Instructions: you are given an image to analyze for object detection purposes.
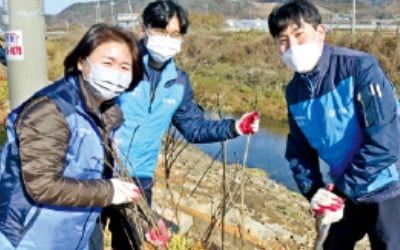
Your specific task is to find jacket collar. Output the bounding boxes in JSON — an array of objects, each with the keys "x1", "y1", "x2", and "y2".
[
  {"x1": 66, "y1": 75, "x2": 123, "y2": 131},
  {"x1": 313, "y1": 43, "x2": 331, "y2": 78},
  {"x1": 293, "y1": 43, "x2": 331, "y2": 91},
  {"x1": 294, "y1": 43, "x2": 331, "y2": 77}
]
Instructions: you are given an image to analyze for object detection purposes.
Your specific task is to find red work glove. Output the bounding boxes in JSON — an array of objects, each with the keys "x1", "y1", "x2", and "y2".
[
  {"x1": 235, "y1": 112, "x2": 260, "y2": 135},
  {"x1": 310, "y1": 184, "x2": 344, "y2": 225},
  {"x1": 145, "y1": 219, "x2": 170, "y2": 249}
]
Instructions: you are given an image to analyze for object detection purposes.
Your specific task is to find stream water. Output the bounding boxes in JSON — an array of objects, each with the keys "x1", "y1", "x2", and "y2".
[
  {"x1": 195, "y1": 118, "x2": 300, "y2": 191},
  {"x1": 194, "y1": 115, "x2": 335, "y2": 192}
]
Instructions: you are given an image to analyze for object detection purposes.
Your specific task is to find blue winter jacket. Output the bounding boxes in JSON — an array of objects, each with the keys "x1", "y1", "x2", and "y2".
[
  {"x1": 285, "y1": 43, "x2": 400, "y2": 203},
  {"x1": 0, "y1": 77, "x2": 108, "y2": 249},
  {"x1": 115, "y1": 53, "x2": 238, "y2": 178}
]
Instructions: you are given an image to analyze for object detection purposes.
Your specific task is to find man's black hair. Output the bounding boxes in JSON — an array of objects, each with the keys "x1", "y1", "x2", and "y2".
[
  {"x1": 268, "y1": 0, "x2": 321, "y2": 38},
  {"x1": 142, "y1": 0, "x2": 189, "y2": 34}
]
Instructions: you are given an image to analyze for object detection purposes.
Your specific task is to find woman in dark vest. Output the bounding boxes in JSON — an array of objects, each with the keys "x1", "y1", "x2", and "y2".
[{"x1": 0, "y1": 23, "x2": 143, "y2": 250}]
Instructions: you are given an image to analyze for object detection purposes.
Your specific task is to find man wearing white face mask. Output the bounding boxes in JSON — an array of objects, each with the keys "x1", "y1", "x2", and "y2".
[
  {"x1": 99, "y1": 0, "x2": 260, "y2": 249},
  {"x1": 268, "y1": 1, "x2": 400, "y2": 249}
]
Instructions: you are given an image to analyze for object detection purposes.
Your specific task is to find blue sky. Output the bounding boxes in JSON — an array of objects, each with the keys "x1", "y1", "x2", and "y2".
[{"x1": 0, "y1": 1, "x2": 90, "y2": 15}]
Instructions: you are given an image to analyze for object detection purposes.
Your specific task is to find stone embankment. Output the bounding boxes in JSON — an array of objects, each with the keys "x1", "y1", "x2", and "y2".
[
  {"x1": 152, "y1": 144, "x2": 369, "y2": 250},
  {"x1": 0, "y1": 140, "x2": 369, "y2": 249}
]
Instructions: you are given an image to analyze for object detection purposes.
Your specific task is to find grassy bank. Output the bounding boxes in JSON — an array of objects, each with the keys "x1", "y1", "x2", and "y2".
[
  {"x1": 176, "y1": 29, "x2": 290, "y2": 121},
  {"x1": 29, "y1": 18, "x2": 400, "y2": 123},
  {"x1": 175, "y1": 21, "x2": 400, "y2": 122},
  {"x1": 0, "y1": 15, "x2": 399, "y2": 139},
  {"x1": 0, "y1": 69, "x2": 8, "y2": 143}
]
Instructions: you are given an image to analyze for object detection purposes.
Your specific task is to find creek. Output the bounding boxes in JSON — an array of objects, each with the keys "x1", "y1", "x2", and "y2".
[
  {"x1": 194, "y1": 118, "x2": 300, "y2": 191},
  {"x1": 195, "y1": 116, "x2": 333, "y2": 192}
]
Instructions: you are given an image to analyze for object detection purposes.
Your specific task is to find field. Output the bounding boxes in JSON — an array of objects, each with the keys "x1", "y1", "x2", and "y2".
[
  {"x1": 177, "y1": 15, "x2": 400, "y2": 122},
  {"x1": 0, "y1": 14, "x2": 399, "y2": 141},
  {"x1": 0, "y1": 14, "x2": 397, "y2": 249}
]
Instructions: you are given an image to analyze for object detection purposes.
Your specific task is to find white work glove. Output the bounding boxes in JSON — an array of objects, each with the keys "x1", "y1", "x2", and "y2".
[
  {"x1": 310, "y1": 186, "x2": 344, "y2": 225},
  {"x1": 235, "y1": 112, "x2": 260, "y2": 135},
  {"x1": 110, "y1": 178, "x2": 141, "y2": 205}
]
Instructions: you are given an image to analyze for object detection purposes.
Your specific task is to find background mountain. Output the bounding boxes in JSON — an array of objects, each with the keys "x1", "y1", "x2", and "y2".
[
  {"x1": 45, "y1": 0, "x2": 400, "y2": 29},
  {"x1": 261, "y1": 0, "x2": 395, "y2": 5}
]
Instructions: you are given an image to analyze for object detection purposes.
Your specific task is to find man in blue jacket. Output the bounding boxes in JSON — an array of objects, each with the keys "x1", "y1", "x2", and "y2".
[
  {"x1": 268, "y1": 1, "x2": 400, "y2": 249},
  {"x1": 102, "y1": 1, "x2": 260, "y2": 249}
]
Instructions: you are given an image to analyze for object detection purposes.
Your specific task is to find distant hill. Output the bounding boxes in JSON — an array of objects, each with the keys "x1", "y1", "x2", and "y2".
[
  {"x1": 46, "y1": 0, "x2": 263, "y2": 28},
  {"x1": 259, "y1": 0, "x2": 395, "y2": 5},
  {"x1": 45, "y1": 0, "x2": 399, "y2": 29}
]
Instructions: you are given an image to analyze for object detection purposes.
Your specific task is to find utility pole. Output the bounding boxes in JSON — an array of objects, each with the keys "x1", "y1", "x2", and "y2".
[
  {"x1": 6, "y1": 0, "x2": 47, "y2": 109},
  {"x1": 352, "y1": 0, "x2": 356, "y2": 34},
  {"x1": 110, "y1": 0, "x2": 115, "y2": 25},
  {"x1": 1, "y1": 0, "x2": 8, "y2": 27},
  {"x1": 248, "y1": 0, "x2": 251, "y2": 19},
  {"x1": 96, "y1": 0, "x2": 101, "y2": 23},
  {"x1": 127, "y1": 0, "x2": 133, "y2": 14}
]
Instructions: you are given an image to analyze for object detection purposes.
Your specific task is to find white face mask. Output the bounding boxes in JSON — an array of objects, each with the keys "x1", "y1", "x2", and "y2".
[
  {"x1": 83, "y1": 59, "x2": 132, "y2": 101},
  {"x1": 281, "y1": 42, "x2": 323, "y2": 73},
  {"x1": 145, "y1": 34, "x2": 182, "y2": 64}
]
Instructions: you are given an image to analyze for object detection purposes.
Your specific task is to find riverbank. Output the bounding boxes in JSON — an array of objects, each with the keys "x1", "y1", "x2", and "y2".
[
  {"x1": 0, "y1": 135, "x2": 371, "y2": 249},
  {"x1": 1, "y1": 27, "x2": 398, "y2": 125},
  {"x1": 175, "y1": 29, "x2": 400, "y2": 122},
  {"x1": 152, "y1": 143, "x2": 370, "y2": 249}
]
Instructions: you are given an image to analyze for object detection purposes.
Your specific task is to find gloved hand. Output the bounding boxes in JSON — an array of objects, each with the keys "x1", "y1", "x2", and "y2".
[
  {"x1": 310, "y1": 185, "x2": 344, "y2": 225},
  {"x1": 110, "y1": 178, "x2": 141, "y2": 205},
  {"x1": 235, "y1": 112, "x2": 260, "y2": 135},
  {"x1": 145, "y1": 219, "x2": 170, "y2": 249}
]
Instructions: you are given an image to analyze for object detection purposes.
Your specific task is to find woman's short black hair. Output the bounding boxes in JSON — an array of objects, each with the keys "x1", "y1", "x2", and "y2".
[
  {"x1": 268, "y1": 0, "x2": 321, "y2": 38},
  {"x1": 142, "y1": 0, "x2": 189, "y2": 34},
  {"x1": 64, "y1": 23, "x2": 143, "y2": 90}
]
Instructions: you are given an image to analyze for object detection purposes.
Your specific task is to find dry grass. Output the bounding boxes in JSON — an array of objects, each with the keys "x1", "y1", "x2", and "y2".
[
  {"x1": 326, "y1": 30, "x2": 400, "y2": 87},
  {"x1": 176, "y1": 29, "x2": 290, "y2": 120},
  {"x1": 0, "y1": 79, "x2": 8, "y2": 143},
  {"x1": 175, "y1": 24, "x2": 400, "y2": 121},
  {"x1": 47, "y1": 28, "x2": 86, "y2": 81},
  {"x1": 0, "y1": 17, "x2": 399, "y2": 141}
]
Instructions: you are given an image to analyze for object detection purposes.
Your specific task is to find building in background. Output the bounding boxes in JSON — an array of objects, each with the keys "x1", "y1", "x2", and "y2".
[{"x1": 116, "y1": 12, "x2": 140, "y2": 29}]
